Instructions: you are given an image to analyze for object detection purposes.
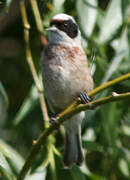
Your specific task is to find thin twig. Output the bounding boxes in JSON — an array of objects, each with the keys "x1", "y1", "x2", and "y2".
[
  {"x1": 30, "y1": 0, "x2": 47, "y2": 46},
  {"x1": 17, "y1": 90, "x2": 130, "y2": 179},
  {"x1": 20, "y1": 1, "x2": 49, "y2": 123},
  {"x1": 30, "y1": 0, "x2": 43, "y2": 33},
  {"x1": 89, "y1": 73, "x2": 130, "y2": 97}
]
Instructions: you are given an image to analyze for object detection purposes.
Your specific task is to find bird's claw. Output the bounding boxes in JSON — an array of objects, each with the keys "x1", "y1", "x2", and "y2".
[
  {"x1": 49, "y1": 116, "x2": 57, "y2": 124},
  {"x1": 79, "y1": 92, "x2": 91, "y2": 104}
]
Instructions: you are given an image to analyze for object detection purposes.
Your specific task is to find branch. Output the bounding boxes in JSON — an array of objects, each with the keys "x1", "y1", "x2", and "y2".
[
  {"x1": 17, "y1": 90, "x2": 130, "y2": 179},
  {"x1": 58, "y1": 73, "x2": 130, "y2": 119},
  {"x1": 20, "y1": 1, "x2": 49, "y2": 124}
]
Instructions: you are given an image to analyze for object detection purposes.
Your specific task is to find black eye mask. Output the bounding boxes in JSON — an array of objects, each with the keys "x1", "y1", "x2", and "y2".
[{"x1": 50, "y1": 19, "x2": 78, "y2": 39}]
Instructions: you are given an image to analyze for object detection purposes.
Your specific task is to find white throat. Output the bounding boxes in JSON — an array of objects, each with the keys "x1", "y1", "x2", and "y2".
[{"x1": 48, "y1": 27, "x2": 82, "y2": 47}]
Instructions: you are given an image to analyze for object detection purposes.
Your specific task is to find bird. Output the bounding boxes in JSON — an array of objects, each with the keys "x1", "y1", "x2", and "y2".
[{"x1": 41, "y1": 13, "x2": 93, "y2": 167}]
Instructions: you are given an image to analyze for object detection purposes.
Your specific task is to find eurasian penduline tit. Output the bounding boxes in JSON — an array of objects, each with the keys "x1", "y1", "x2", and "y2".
[{"x1": 41, "y1": 13, "x2": 93, "y2": 167}]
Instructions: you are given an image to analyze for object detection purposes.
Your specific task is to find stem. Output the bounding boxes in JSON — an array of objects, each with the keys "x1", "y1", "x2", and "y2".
[
  {"x1": 17, "y1": 91, "x2": 130, "y2": 180},
  {"x1": 89, "y1": 73, "x2": 130, "y2": 97},
  {"x1": 20, "y1": 1, "x2": 49, "y2": 123},
  {"x1": 30, "y1": 0, "x2": 47, "y2": 46},
  {"x1": 30, "y1": 0, "x2": 43, "y2": 33}
]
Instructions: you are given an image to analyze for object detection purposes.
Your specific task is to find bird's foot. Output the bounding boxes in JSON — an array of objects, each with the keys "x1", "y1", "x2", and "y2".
[
  {"x1": 79, "y1": 92, "x2": 91, "y2": 104},
  {"x1": 49, "y1": 113, "x2": 57, "y2": 124}
]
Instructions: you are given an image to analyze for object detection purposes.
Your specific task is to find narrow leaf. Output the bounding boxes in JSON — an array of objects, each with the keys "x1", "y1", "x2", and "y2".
[
  {"x1": 13, "y1": 85, "x2": 38, "y2": 125},
  {"x1": 98, "y1": 0, "x2": 122, "y2": 44},
  {"x1": 77, "y1": 0, "x2": 98, "y2": 37},
  {"x1": 0, "y1": 140, "x2": 24, "y2": 174},
  {"x1": 102, "y1": 27, "x2": 129, "y2": 82}
]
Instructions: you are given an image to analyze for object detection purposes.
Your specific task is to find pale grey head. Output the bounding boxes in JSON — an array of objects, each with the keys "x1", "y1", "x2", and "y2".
[{"x1": 47, "y1": 13, "x2": 81, "y2": 46}]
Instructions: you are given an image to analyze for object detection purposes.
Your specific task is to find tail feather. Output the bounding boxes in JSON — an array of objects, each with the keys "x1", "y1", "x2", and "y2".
[
  {"x1": 63, "y1": 125, "x2": 84, "y2": 167},
  {"x1": 76, "y1": 133, "x2": 84, "y2": 165}
]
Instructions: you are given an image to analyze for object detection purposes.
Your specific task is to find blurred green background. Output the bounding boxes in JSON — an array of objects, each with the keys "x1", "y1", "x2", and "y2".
[{"x1": 0, "y1": 0, "x2": 130, "y2": 179}]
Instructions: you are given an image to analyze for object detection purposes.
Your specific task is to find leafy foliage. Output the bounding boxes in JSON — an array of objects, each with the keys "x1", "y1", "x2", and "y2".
[{"x1": 0, "y1": 0, "x2": 130, "y2": 179}]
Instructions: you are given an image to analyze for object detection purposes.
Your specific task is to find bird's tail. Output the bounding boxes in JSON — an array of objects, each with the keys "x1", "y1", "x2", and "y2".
[{"x1": 63, "y1": 115, "x2": 84, "y2": 167}]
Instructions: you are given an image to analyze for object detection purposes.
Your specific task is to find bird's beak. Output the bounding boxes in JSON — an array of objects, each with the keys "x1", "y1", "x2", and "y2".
[{"x1": 46, "y1": 26, "x2": 57, "y2": 32}]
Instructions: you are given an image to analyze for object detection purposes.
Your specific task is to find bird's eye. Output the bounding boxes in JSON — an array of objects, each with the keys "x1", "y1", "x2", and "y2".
[{"x1": 63, "y1": 22, "x2": 68, "y2": 27}]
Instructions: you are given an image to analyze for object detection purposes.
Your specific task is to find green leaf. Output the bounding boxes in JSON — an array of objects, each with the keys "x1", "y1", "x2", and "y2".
[
  {"x1": 0, "y1": 151, "x2": 16, "y2": 179},
  {"x1": 98, "y1": 0, "x2": 122, "y2": 44},
  {"x1": 121, "y1": 0, "x2": 130, "y2": 23},
  {"x1": 87, "y1": 174, "x2": 104, "y2": 180},
  {"x1": 48, "y1": 147, "x2": 57, "y2": 180},
  {"x1": 83, "y1": 141, "x2": 103, "y2": 152},
  {"x1": 5, "y1": 0, "x2": 12, "y2": 9},
  {"x1": 0, "y1": 152, "x2": 12, "y2": 175},
  {"x1": 118, "y1": 158, "x2": 130, "y2": 177},
  {"x1": 52, "y1": 145, "x2": 61, "y2": 157},
  {"x1": 0, "y1": 82, "x2": 8, "y2": 124},
  {"x1": 102, "y1": 27, "x2": 129, "y2": 82},
  {"x1": 0, "y1": 140, "x2": 24, "y2": 174},
  {"x1": 0, "y1": 0, "x2": 12, "y2": 12},
  {"x1": 0, "y1": 82, "x2": 8, "y2": 106},
  {"x1": 77, "y1": 0, "x2": 98, "y2": 37},
  {"x1": 0, "y1": 165, "x2": 16, "y2": 180},
  {"x1": 53, "y1": 0, "x2": 65, "y2": 14},
  {"x1": 122, "y1": 125, "x2": 130, "y2": 136},
  {"x1": 100, "y1": 102, "x2": 120, "y2": 148},
  {"x1": 71, "y1": 166, "x2": 86, "y2": 180},
  {"x1": 13, "y1": 85, "x2": 39, "y2": 125},
  {"x1": 25, "y1": 166, "x2": 47, "y2": 180}
]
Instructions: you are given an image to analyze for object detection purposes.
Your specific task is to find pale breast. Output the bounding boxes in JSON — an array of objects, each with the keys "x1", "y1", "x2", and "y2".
[{"x1": 41, "y1": 44, "x2": 93, "y2": 109}]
